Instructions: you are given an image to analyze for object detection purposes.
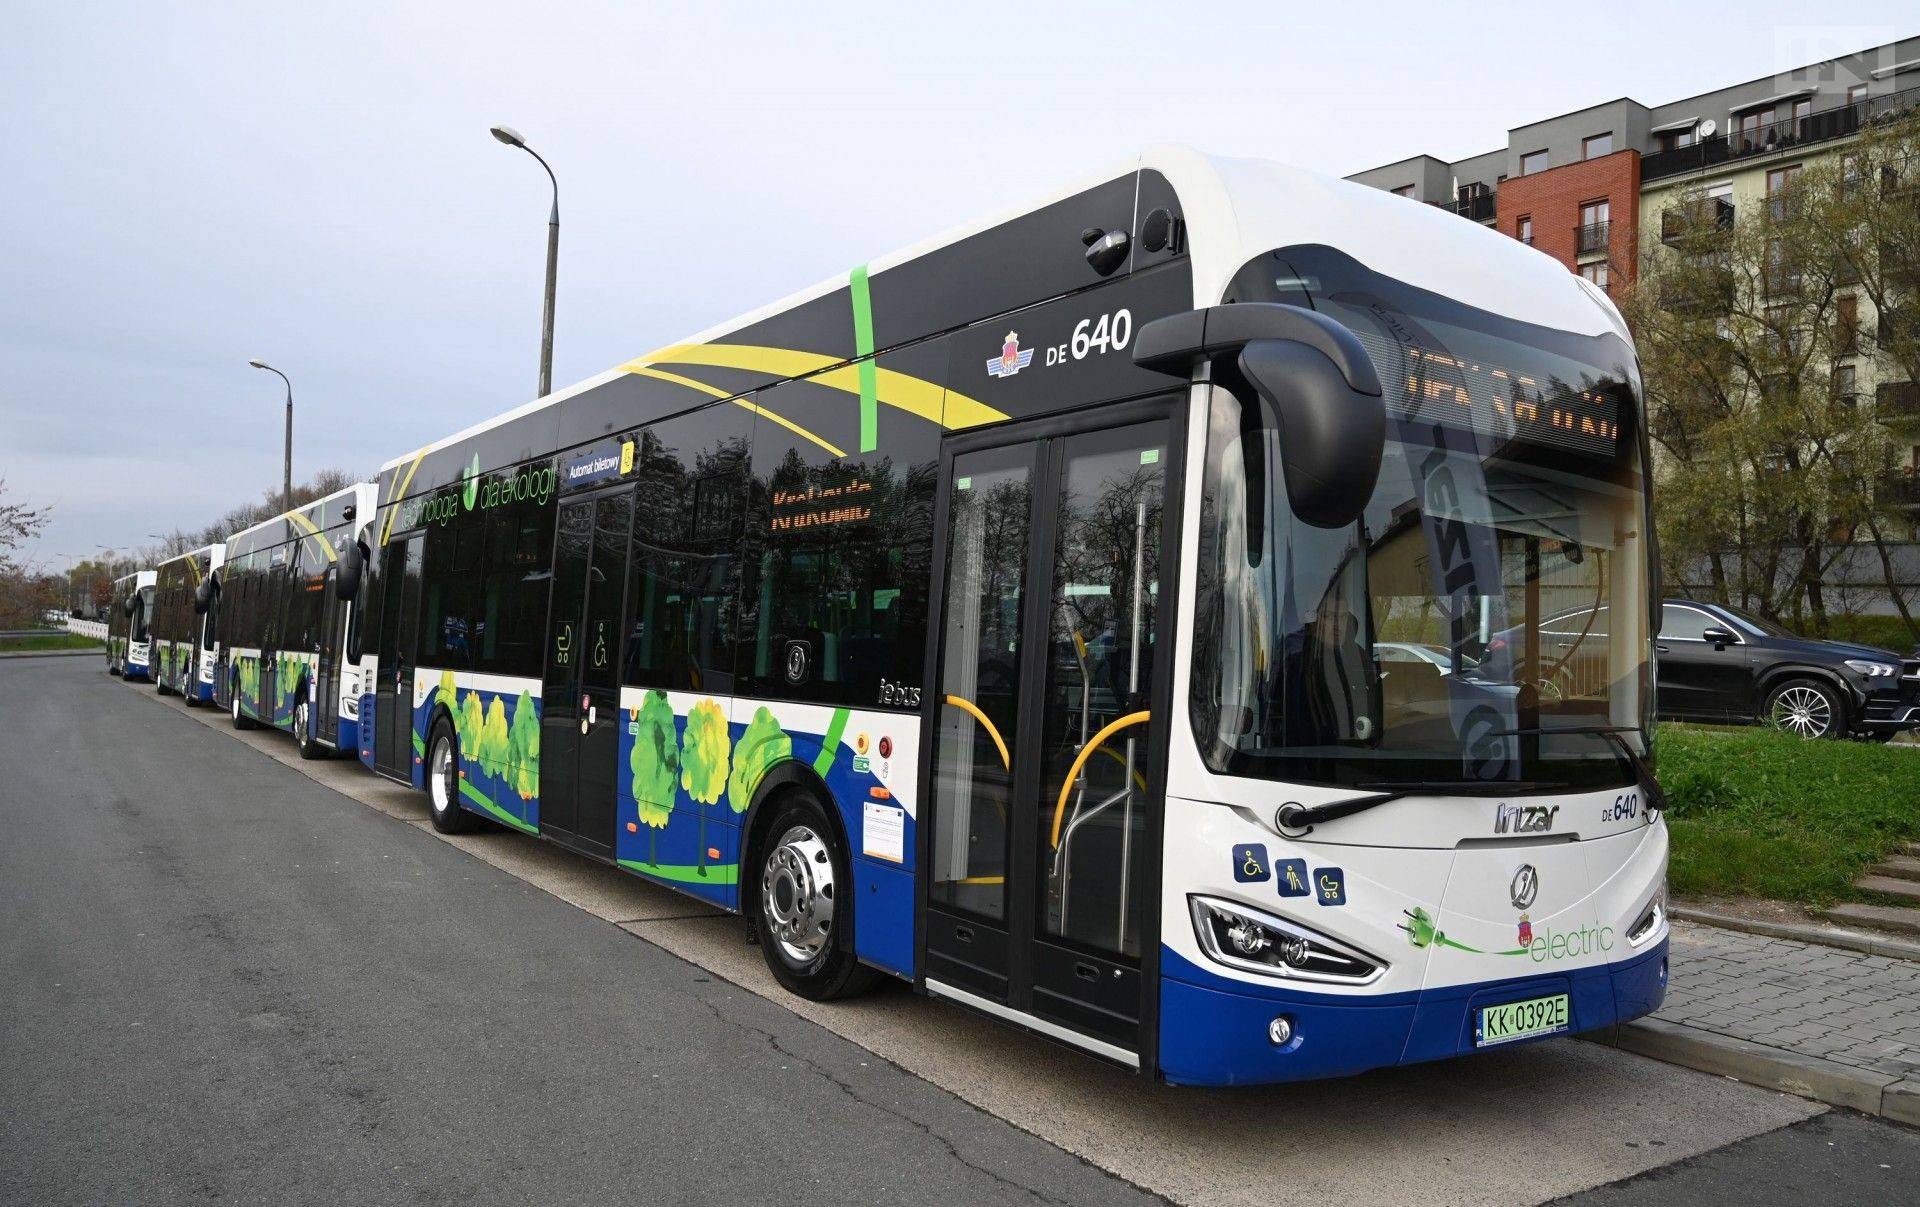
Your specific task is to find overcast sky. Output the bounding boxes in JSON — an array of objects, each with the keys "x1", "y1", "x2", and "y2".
[{"x1": 6, "y1": 3, "x2": 1912, "y2": 566}]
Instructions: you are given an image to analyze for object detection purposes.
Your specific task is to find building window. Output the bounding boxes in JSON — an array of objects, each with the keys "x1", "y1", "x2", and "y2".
[
  {"x1": 1792, "y1": 98, "x2": 1812, "y2": 135},
  {"x1": 1578, "y1": 261, "x2": 1610, "y2": 289},
  {"x1": 1848, "y1": 83, "x2": 1868, "y2": 106},
  {"x1": 1577, "y1": 200, "x2": 1609, "y2": 253},
  {"x1": 1735, "y1": 107, "x2": 1773, "y2": 152},
  {"x1": 1583, "y1": 132, "x2": 1613, "y2": 159},
  {"x1": 1831, "y1": 363, "x2": 1857, "y2": 404},
  {"x1": 1836, "y1": 295, "x2": 1859, "y2": 354},
  {"x1": 1767, "y1": 164, "x2": 1802, "y2": 220},
  {"x1": 1391, "y1": 184, "x2": 1415, "y2": 197},
  {"x1": 1520, "y1": 149, "x2": 1549, "y2": 176},
  {"x1": 1658, "y1": 127, "x2": 1697, "y2": 152},
  {"x1": 1517, "y1": 215, "x2": 1533, "y2": 246}
]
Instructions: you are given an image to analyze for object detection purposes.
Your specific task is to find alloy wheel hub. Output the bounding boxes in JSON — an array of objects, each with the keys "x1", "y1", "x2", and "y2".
[
  {"x1": 1772, "y1": 687, "x2": 1830, "y2": 738},
  {"x1": 432, "y1": 739, "x2": 454, "y2": 810},
  {"x1": 762, "y1": 824, "x2": 835, "y2": 969}
]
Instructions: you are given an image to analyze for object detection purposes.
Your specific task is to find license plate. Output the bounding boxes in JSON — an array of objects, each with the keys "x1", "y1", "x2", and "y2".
[{"x1": 1476, "y1": 993, "x2": 1570, "y2": 1047}]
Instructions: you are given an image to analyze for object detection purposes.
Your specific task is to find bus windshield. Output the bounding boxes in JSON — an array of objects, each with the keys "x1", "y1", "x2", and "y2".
[{"x1": 1193, "y1": 245, "x2": 1652, "y2": 792}]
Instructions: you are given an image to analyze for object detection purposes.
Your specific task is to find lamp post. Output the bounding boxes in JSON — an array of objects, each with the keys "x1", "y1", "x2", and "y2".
[
  {"x1": 248, "y1": 360, "x2": 293, "y2": 512},
  {"x1": 490, "y1": 124, "x2": 559, "y2": 399}
]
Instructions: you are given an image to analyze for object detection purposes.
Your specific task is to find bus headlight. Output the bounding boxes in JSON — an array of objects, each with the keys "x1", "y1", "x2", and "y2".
[
  {"x1": 1627, "y1": 890, "x2": 1666, "y2": 947},
  {"x1": 1189, "y1": 896, "x2": 1386, "y2": 985}
]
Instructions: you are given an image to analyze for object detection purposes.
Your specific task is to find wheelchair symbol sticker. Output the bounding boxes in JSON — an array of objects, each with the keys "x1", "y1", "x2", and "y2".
[{"x1": 1232, "y1": 843, "x2": 1270, "y2": 883}]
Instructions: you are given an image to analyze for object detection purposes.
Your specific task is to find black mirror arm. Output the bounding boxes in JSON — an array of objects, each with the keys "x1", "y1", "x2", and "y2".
[{"x1": 1132, "y1": 303, "x2": 1383, "y2": 396}]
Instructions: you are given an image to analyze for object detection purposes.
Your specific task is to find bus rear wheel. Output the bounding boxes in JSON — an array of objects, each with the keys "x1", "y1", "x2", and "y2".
[
  {"x1": 748, "y1": 791, "x2": 879, "y2": 1001},
  {"x1": 426, "y1": 718, "x2": 481, "y2": 834},
  {"x1": 230, "y1": 681, "x2": 256, "y2": 730}
]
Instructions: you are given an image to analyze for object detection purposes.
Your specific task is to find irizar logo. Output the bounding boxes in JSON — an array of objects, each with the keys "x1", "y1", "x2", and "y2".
[
  {"x1": 1494, "y1": 803, "x2": 1559, "y2": 835},
  {"x1": 462, "y1": 453, "x2": 481, "y2": 511}
]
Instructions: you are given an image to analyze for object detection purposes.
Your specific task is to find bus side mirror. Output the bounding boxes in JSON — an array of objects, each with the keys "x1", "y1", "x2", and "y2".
[
  {"x1": 1134, "y1": 302, "x2": 1386, "y2": 529},
  {"x1": 122, "y1": 595, "x2": 138, "y2": 617},
  {"x1": 334, "y1": 542, "x2": 365, "y2": 602},
  {"x1": 1236, "y1": 339, "x2": 1386, "y2": 529},
  {"x1": 193, "y1": 577, "x2": 212, "y2": 614}
]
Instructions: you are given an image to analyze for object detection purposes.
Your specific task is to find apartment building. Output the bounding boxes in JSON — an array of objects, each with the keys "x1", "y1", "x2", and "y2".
[{"x1": 1348, "y1": 34, "x2": 1920, "y2": 505}]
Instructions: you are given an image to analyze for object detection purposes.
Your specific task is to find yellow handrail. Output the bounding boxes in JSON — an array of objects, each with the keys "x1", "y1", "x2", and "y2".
[
  {"x1": 943, "y1": 694, "x2": 1010, "y2": 770},
  {"x1": 1049, "y1": 711, "x2": 1151, "y2": 850}
]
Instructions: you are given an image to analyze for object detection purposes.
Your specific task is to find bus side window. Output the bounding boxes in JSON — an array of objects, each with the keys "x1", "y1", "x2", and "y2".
[
  {"x1": 736, "y1": 378, "x2": 935, "y2": 708},
  {"x1": 624, "y1": 413, "x2": 748, "y2": 694}
]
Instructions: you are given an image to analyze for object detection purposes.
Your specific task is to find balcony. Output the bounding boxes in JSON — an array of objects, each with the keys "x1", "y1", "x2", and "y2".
[
  {"x1": 1431, "y1": 191, "x2": 1496, "y2": 222},
  {"x1": 1878, "y1": 380, "x2": 1920, "y2": 422},
  {"x1": 1661, "y1": 197, "x2": 1735, "y2": 243},
  {"x1": 1641, "y1": 83, "x2": 1920, "y2": 183},
  {"x1": 1575, "y1": 221, "x2": 1610, "y2": 254},
  {"x1": 1877, "y1": 471, "x2": 1920, "y2": 508}
]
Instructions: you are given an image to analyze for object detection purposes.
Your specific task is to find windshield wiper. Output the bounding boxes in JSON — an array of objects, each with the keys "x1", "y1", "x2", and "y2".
[
  {"x1": 1488, "y1": 724, "x2": 1666, "y2": 814},
  {"x1": 1276, "y1": 780, "x2": 1563, "y2": 834}
]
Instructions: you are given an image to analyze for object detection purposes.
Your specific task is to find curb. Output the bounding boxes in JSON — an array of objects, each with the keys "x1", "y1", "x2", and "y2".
[
  {"x1": 0, "y1": 648, "x2": 104, "y2": 660},
  {"x1": 1587, "y1": 1017, "x2": 1920, "y2": 1124},
  {"x1": 1672, "y1": 905, "x2": 1920, "y2": 964}
]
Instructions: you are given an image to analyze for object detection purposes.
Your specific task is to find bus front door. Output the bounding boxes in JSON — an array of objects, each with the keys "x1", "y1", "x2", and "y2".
[
  {"x1": 922, "y1": 399, "x2": 1178, "y2": 1066},
  {"x1": 539, "y1": 488, "x2": 633, "y2": 859},
  {"x1": 315, "y1": 566, "x2": 343, "y2": 745},
  {"x1": 375, "y1": 535, "x2": 422, "y2": 781}
]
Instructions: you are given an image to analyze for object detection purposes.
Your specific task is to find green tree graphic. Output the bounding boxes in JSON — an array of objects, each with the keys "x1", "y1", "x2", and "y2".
[
  {"x1": 629, "y1": 690, "x2": 679, "y2": 865},
  {"x1": 435, "y1": 669, "x2": 458, "y2": 717},
  {"x1": 680, "y1": 699, "x2": 731, "y2": 805},
  {"x1": 480, "y1": 695, "x2": 509, "y2": 778},
  {"x1": 728, "y1": 706, "x2": 790, "y2": 815},
  {"x1": 459, "y1": 689, "x2": 484, "y2": 761},
  {"x1": 506, "y1": 690, "x2": 540, "y2": 801}
]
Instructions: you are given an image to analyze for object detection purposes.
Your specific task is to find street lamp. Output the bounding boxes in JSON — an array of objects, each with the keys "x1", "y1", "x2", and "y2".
[
  {"x1": 490, "y1": 124, "x2": 559, "y2": 399},
  {"x1": 248, "y1": 360, "x2": 293, "y2": 512}
]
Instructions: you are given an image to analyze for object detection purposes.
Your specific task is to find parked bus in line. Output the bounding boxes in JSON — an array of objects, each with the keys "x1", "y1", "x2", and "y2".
[
  {"x1": 106, "y1": 570, "x2": 156, "y2": 680},
  {"x1": 150, "y1": 544, "x2": 224, "y2": 703},
  {"x1": 349, "y1": 146, "x2": 1667, "y2": 1085},
  {"x1": 211, "y1": 483, "x2": 378, "y2": 759}
]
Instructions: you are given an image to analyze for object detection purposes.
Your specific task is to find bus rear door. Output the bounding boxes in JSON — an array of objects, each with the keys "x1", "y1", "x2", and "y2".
[
  {"x1": 538, "y1": 487, "x2": 633, "y2": 858},
  {"x1": 375, "y1": 535, "x2": 422, "y2": 781}
]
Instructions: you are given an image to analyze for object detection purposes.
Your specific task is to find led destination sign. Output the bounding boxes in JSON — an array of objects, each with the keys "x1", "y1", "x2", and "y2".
[{"x1": 1395, "y1": 346, "x2": 1622, "y2": 459}]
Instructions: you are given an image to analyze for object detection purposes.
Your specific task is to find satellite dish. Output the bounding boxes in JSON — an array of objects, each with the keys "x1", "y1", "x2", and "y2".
[{"x1": 1699, "y1": 119, "x2": 1717, "y2": 137}]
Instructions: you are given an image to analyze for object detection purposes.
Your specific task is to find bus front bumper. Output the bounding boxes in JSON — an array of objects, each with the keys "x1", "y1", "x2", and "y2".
[{"x1": 1156, "y1": 939, "x2": 1668, "y2": 1087}]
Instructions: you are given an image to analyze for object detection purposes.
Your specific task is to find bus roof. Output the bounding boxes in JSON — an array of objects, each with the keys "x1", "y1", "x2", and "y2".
[{"x1": 380, "y1": 145, "x2": 1622, "y2": 477}]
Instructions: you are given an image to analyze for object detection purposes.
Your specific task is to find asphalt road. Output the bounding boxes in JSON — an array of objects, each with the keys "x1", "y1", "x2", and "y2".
[{"x1": 4, "y1": 655, "x2": 1917, "y2": 1206}]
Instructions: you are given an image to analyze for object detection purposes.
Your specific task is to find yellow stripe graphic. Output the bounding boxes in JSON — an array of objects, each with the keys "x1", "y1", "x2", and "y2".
[
  {"x1": 380, "y1": 450, "x2": 427, "y2": 545},
  {"x1": 622, "y1": 342, "x2": 1007, "y2": 433},
  {"x1": 286, "y1": 510, "x2": 338, "y2": 562},
  {"x1": 627, "y1": 366, "x2": 846, "y2": 458}
]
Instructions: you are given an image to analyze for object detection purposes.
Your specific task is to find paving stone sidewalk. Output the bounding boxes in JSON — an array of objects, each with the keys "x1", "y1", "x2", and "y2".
[{"x1": 1660, "y1": 920, "x2": 1920, "y2": 1081}]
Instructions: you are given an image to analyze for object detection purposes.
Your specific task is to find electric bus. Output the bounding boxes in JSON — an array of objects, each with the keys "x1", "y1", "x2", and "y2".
[
  {"x1": 106, "y1": 570, "x2": 156, "y2": 680},
  {"x1": 151, "y1": 544, "x2": 224, "y2": 703},
  {"x1": 353, "y1": 146, "x2": 1667, "y2": 1085},
  {"x1": 210, "y1": 483, "x2": 378, "y2": 759}
]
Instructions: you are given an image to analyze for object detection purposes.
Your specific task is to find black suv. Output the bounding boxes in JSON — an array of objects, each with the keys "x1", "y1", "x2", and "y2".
[{"x1": 1657, "y1": 600, "x2": 1920, "y2": 740}]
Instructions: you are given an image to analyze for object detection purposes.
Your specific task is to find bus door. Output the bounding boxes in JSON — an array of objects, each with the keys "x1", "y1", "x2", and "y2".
[
  {"x1": 921, "y1": 397, "x2": 1180, "y2": 1065},
  {"x1": 539, "y1": 486, "x2": 634, "y2": 859},
  {"x1": 315, "y1": 565, "x2": 344, "y2": 744},
  {"x1": 375, "y1": 534, "x2": 423, "y2": 780}
]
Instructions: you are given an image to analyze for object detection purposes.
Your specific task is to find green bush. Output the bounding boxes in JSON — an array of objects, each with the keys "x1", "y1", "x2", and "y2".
[
  {"x1": 1660, "y1": 723, "x2": 1920, "y2": 903},
  {"x1": 1820, "y1": 614, "x2": 1920, "y2": 654}
]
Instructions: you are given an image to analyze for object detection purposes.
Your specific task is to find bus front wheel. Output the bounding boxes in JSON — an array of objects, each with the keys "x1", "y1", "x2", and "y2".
[
  {"x1": 294, "y1": 697, "x2": 326, "y2": 761},
  {"x1": 748, "y1": 791, "x2": 879, "y2": 1002},
  {"x1": 426, "y1": 718, "x2": 481, "y2": 834}
]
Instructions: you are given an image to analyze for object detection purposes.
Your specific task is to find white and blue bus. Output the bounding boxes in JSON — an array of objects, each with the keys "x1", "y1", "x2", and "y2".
[
  {"x1": 210, "y1": 484, "x2": 379, "y2": 759},
  {"x1": 150, "y1": 544, "x2": 224, "y2": 703},
  {"x1": 106, "y1": 569, "x2": 156, "y2": 680},
  {"x1": 351, "y1": 147, "x2": 1667, "y2": 1085}
]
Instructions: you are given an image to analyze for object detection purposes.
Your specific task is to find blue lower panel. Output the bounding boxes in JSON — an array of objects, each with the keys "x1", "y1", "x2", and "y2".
[
  {"x1": 1158, "y1": 940, "x2": 1669, "y2": 1087},
  {"x1": 853, "y1": 857, "x2": 914, "y2": 977},
  {"x1": 336, "y1": 715, "x2": 360, "y2": 757}
]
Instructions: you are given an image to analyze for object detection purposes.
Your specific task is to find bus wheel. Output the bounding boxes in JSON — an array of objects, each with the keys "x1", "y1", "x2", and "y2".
[
  {"x1": 426, "y1": 718, "x2": 480, "y2": 834},
  {"x1": 749, "y1": 792, "x2": 879, "y2": 1001},
  {"x1": 294, "y1": 697, "x2": 325, "y2": 761},
  {"x1": 231, "y1": 682, "x2": 256, "y2": 731}
]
